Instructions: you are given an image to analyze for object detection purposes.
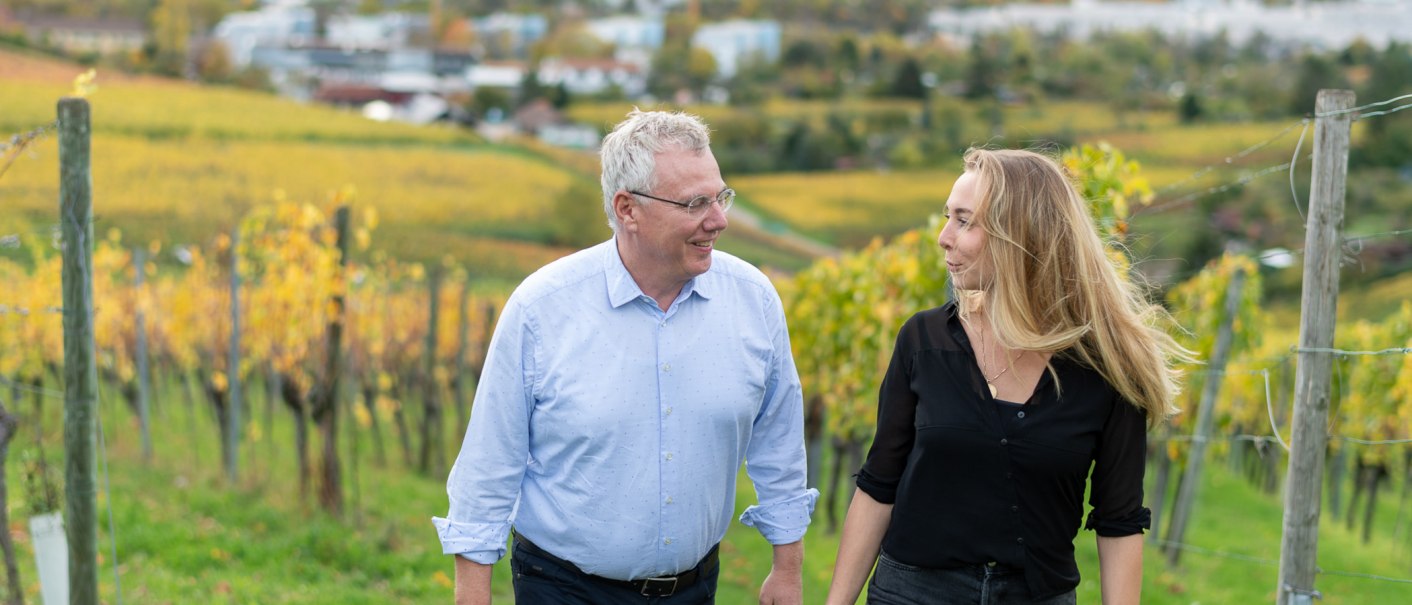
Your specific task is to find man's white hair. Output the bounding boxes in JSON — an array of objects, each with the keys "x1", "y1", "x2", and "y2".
[{"x1": 599, "y1": 109, "x2": 712, "y2": 232}]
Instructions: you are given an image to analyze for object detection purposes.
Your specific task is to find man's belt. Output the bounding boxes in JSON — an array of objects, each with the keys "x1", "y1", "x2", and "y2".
[{"x1": 513, "y1": 531, "x2": 718, "y2": 598}]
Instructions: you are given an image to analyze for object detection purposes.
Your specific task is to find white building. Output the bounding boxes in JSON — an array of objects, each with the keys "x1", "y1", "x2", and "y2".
[
  {"x1": 212, "y1": 3, "x2": 316, "y2": 67},
  {"x1": 586, "y1": 15, "x2": 665, "y2": 50},
  {"x1": 928, "y1": 0, "x2": 1412, "y2": 50},
  {"x1": 467, "y1": 61, "x2": 528, "y2": 90},
  {"x1": 326, "y1": 12, "x2": 429, "y2": 50},
  {"x1": 691, "y1": 20, "x2": 781, "y2": 79},
  {"x1": 537, "y1": 57, "x2": 646, "y2": 96}
]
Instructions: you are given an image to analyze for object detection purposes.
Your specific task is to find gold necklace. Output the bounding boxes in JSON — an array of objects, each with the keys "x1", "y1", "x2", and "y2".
[
  {"x1": 970, "y1": 315, "x2": 1015, "y2": 398},
  {"x1": 983, "y1": 363, "x2": 1012, "y2": 398}
]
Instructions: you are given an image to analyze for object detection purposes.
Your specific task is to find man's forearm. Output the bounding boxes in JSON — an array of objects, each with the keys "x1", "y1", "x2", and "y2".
[
  {"x1": 771, "y1": 540, "x2": 804, "y2": 573},
  {"x1": 760, "y1": 540, "x2": 805, "y2": 605},
  {"x1": 454, "y1": 556, "x2": 494, "y2": 605}
]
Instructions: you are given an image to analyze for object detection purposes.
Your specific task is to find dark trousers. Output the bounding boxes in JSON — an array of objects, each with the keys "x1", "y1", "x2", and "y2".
[
  {"x1": 867, "y1": 552, "x2": 1076, "y2": 605},
  {"x1": 509, "y1": 538, "x2": 718, "y2": 604}
]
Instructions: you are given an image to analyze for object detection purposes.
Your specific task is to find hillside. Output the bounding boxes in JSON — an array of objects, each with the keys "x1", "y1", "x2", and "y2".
[{"x1": 0, "y1": 47, "x2": 817, "y2": 281}]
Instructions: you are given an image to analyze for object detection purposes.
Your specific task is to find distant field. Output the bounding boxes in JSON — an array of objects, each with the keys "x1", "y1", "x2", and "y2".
[
  {"x1": 569, "y1": 98, "x2": 1320, "y2": 250},
  {"x1": 0, "y1": 47, "x2": 1392, "y2": 284},
  {"x1": 1, "y1": 48, "x2": 594, "y2": 279},
  {"x1": 732, "y1": 168, "x2": 960, "y2": 248},
  {"x1": 0, "y1": 48, "x2": 821, "y2": 277}
]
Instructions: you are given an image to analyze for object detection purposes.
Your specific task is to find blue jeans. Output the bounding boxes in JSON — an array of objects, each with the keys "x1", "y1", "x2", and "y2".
[
  {"x1": 867, "y1": 552, "x2": 1076, "y2": 605},
  {"x1": 510, "y1": 540, "x2": 718, "y2": 605}
]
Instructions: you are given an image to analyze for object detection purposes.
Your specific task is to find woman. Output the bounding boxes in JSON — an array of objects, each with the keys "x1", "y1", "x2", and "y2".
[{"x1": 825, "y1": 149, "x2": 1189, "y2": 605}]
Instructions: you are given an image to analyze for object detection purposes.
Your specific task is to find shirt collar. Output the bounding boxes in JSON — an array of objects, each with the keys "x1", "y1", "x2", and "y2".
[{"x1": 603, "y1": 237, "x2": 715, "y2": 308}]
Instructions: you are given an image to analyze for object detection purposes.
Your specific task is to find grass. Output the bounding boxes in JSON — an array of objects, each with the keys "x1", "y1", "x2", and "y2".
[{"x1": 8, "y1": 362, "x2": 1411, "y2": 604}]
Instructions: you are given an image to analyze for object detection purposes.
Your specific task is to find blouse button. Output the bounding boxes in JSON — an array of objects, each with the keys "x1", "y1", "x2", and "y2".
[
  {"x1": 1017, "y1": 411, "x2": 1025, "y2": 419},
  {"x1": 1016, "y1": 537, "x2": 1025, "y2": 545},
  {"x1": 1000, "y1": 438, "x2": 1008, "y2": 445}
]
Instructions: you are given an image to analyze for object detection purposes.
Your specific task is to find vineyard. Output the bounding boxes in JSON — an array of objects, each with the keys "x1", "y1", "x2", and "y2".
[{"x1": 2, "y1": 48, "x2": 1412, "y2": 604}]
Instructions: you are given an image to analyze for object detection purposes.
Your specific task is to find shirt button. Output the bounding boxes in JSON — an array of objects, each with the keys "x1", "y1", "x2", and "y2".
[
  {"x1": 665, "y1": 452, "x2": 674, "y2": 461},
  {"x1": 1016, "y1": 537, "x2": 1025, "y2": 545},
  {"x1": 664, "y1": 538, "x2": 672, "y2": 545},
  {"x1": 665, "y1": 407, "x2": 673, "y2": 416},
  {"x1": 1017, "y1": 411, "x2": 1025, "y2": 419},
  {"x1": 1011, "y1": 505, "x2": 1019, "y2": 513},
  {"x1": 666, "y1": 496, "x2": 674, "y2": 504},
  {"x1": 986, "y1": 561, "x2": 997, "y2": 568},
  {"x1": 1000, "y1": 438, "x2": 1008, "y2": 445},
  {"x1": 661, "y1": 363, "x2": 671, "y2": 372},
  {"x1": 660, "y1": 320, "x2": 667, "y2": 327}
]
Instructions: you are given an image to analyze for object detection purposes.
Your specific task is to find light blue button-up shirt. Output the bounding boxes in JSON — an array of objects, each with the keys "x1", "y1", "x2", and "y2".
[{"x1": 433, "y1": 239, "x2": 817, "y2": 581}]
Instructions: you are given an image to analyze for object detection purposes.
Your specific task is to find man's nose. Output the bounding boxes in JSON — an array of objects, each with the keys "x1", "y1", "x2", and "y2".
[{"x1": 701, "y1": 200, "x2": 729, "y2": 231}]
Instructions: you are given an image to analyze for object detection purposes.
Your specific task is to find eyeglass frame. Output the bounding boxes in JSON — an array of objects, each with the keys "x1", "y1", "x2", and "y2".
[{"x1": 628, "y1": 187, "x2": 735, "y2": 216}]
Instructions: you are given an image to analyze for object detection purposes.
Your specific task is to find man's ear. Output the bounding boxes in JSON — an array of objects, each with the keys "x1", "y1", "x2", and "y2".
[{"x1": 613, "y1": 191, "x2": 640, "y2": 231}]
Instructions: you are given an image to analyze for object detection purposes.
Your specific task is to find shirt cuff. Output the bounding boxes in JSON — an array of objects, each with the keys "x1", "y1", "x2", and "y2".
[
  {"x1": 431, "y1": 516, "x2": 511, "y2": 563},
  {"x1": 738, "y1": 488, "x2": 819, "y2": 545},
  {"x1": 855, "y1": 468, "x2": 898, "y2": 504},
  {"x1": 1084, "y1": 506, "x2": 1152, "y2": 537}
]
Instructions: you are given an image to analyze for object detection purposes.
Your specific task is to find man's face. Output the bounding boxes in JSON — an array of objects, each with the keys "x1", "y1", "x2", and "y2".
[{"x1": 620, "y1": 147, "x2": 729, "y2": 290}]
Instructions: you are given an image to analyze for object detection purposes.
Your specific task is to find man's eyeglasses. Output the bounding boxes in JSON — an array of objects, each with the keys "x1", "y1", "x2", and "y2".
[{"x1": 630, "y1": 188, "x2": 735, "y2": 217}]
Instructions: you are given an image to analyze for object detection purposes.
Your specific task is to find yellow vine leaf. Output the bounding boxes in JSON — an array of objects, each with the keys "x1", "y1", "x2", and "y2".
[{"x1": 71, "y1": 69, "x2": 98, "y2": 98}]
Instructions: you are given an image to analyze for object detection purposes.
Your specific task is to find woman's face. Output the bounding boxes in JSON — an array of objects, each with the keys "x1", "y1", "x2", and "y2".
[{"x1": 937, "y1": 171, "x2": 991, "y2": 291}]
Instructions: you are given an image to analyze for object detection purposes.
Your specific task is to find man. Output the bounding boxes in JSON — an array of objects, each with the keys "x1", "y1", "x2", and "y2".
[{"x1": 433, "y1": 109, "x2": 817, "y2": 604}]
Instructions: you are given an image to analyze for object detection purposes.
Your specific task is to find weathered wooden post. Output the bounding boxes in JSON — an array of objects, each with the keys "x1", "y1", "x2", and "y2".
[
  {"x1": 133, "y1": 247, "x2": 152, "y2": 463},
  {"x1": 1276, "y1": 89, "x2": 1354, "y2": 605},
  {"x1": 59, "y1": 96, "x2": 98, "y2": 605},
  {"x1": 1165, "y1": 267, "x2": 1245, "y2": 565}
]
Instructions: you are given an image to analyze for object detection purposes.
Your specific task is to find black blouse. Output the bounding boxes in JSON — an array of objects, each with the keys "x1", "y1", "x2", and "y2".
[{"x1": 857, "y1": 302, "x2": 1151, "y2": 599}]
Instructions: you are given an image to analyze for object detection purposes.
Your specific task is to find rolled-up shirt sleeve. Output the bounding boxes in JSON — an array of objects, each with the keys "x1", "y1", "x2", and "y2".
[
  {"x1": 1084, "y1": 393, "x2": 1151, "y2": 537},
  {"x1": 431, "y1": 295, "x2": 537, "y2": 562},
  {"x1": 856, "y1": 318, "x2": 920, "y2": 505},
  {"x1": 739, "y1": 288, "x2": 819, "y2": 544}
]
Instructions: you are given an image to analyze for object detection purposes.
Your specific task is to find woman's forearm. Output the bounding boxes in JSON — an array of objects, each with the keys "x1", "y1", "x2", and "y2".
[
  {"x1": 1096, "y1": 534, "x2": 1144, "y2": 605},
  {"x1": 825, "y1": 488, "x2": 894, "y2": 605}
]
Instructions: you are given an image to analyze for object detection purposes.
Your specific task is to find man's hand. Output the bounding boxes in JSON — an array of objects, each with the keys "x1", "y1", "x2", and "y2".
[{"x1": 759, "y1": 541, "x2": 804, "y2": 605}]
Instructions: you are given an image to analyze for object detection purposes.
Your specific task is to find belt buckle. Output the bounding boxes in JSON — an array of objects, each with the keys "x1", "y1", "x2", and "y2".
[{"x1": 639, "y1": 576, "x2": 678, "y2": 597}]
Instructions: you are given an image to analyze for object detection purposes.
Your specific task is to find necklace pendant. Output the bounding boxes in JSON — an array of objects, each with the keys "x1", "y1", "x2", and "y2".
[{"x1": 988, "y1": 382, "x2": 998, "y2": 398}]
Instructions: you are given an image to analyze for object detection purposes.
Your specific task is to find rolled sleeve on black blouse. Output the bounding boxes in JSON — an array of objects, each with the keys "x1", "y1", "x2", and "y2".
[
  {"x1": 855, "y1": 467, "x2": 898, "y2": 504},
  {"x1": 1085, "y1": 506, "x2": 1152, "y2": 537},
  {"x1": 1085, "y1": 390, "x2": 1152, "y2": 538}
]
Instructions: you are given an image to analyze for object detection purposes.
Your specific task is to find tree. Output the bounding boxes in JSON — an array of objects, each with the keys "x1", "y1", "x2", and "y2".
[
  {"x1": 196, "y1": 39, "x2": 232, "y2": 83},
  {"x1": 1353, "y1": 43, "x2": 1412, "y2": 168},
  {"x1": 149, "y1": 0, "x2": 192, "y2": 76},
  {"x1": 1289, "y1": 53, "x2": 1349, "y2": 116},
  {"x1": 964, "y1": 36, "x2": 999, "y2": 100},
  {"x1": 1179, "y1": 91, "x2": 1203, "y2": 124},
  {"x1": 889, "y1": 55, "x2": 925, "y2": 99},
  {"x1": 469, "y1": 86, "x2": 511, "y2": 120}
]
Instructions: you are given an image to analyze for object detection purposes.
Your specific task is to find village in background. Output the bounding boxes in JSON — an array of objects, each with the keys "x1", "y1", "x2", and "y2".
[{"x1": 5, "y1": 0, "x2": 1411, "y2": 149}]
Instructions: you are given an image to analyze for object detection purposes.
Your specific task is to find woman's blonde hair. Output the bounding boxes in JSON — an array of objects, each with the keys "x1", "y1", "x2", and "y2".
[{"x1": 957, "y1": 148, "x2": 1188, "y2": 424}]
